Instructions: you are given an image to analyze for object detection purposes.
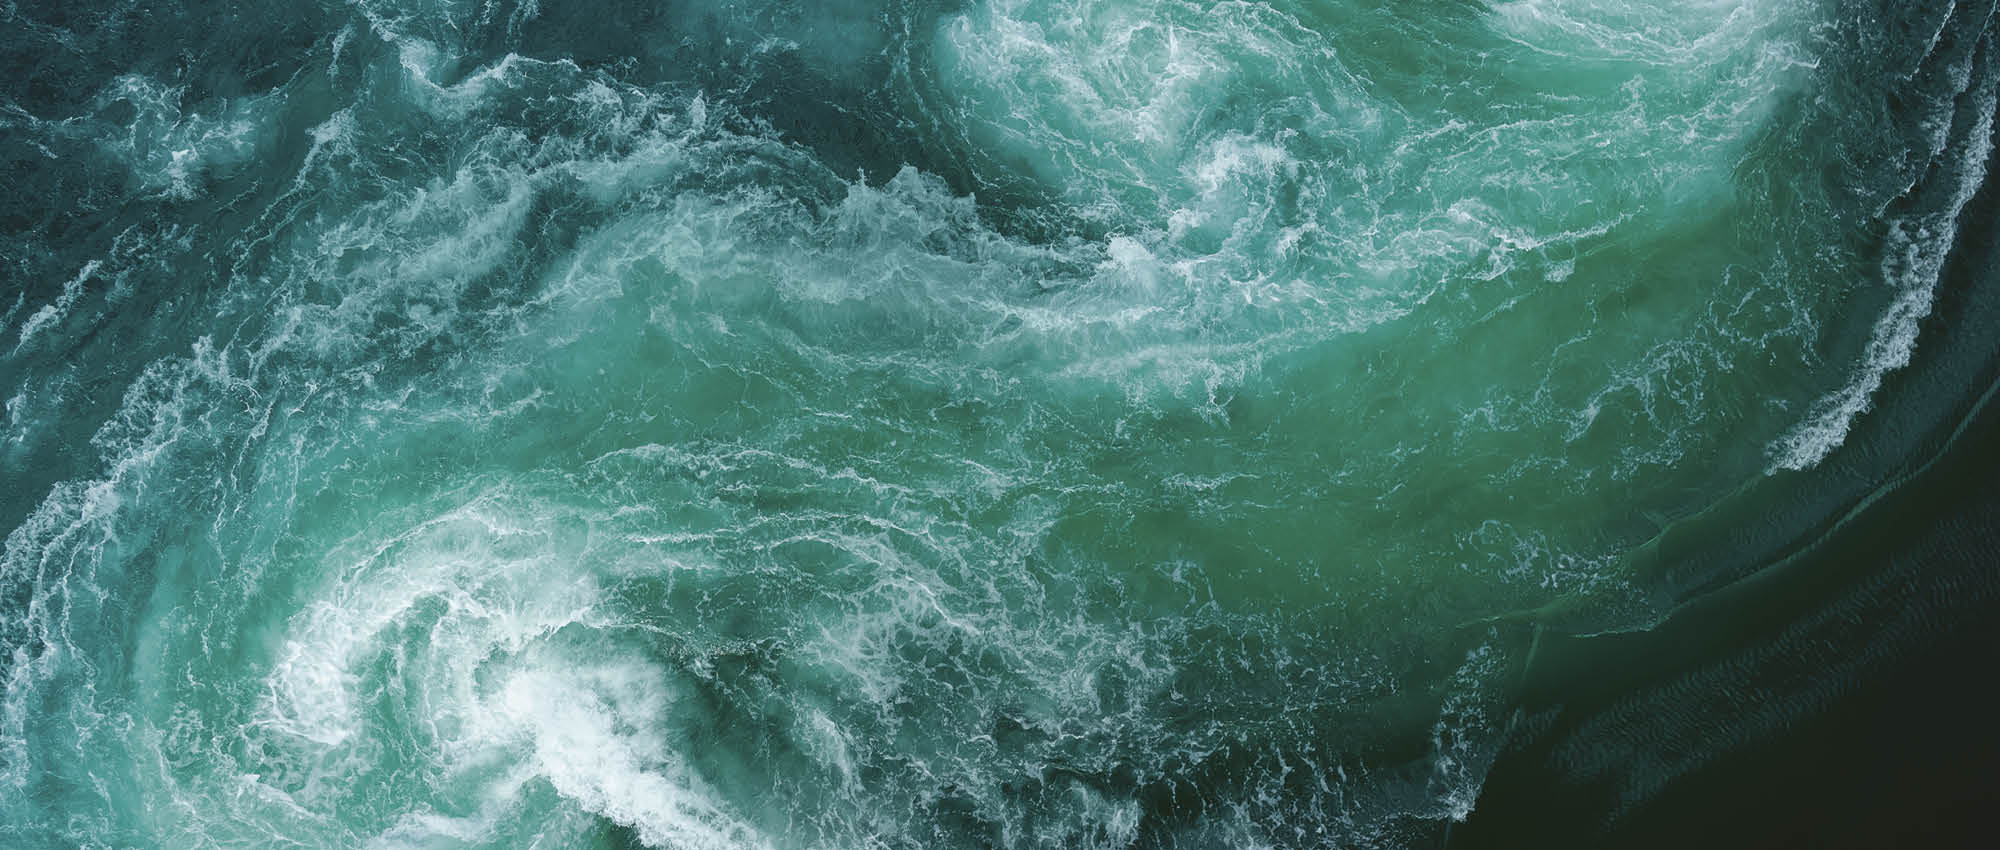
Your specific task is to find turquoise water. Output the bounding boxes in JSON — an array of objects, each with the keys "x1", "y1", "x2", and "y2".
[{"x1": 2, "y1": 0, "x2": 1996, "y2": 847}]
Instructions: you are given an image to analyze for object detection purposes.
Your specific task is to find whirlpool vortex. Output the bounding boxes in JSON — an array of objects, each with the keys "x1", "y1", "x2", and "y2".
[{"x1": 2, "y1": 0, "x2": 1996, "y2": 848}]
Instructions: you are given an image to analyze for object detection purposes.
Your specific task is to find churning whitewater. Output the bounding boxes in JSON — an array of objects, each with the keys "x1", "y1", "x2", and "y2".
[{"x1": 2, "y1": 0, "x2": 1995, "y2": 848}]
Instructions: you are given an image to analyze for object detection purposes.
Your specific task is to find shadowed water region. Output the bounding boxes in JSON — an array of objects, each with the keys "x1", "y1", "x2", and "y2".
[{"x1": 2, "y1": 0, "x2": 1997, "y2": 847}]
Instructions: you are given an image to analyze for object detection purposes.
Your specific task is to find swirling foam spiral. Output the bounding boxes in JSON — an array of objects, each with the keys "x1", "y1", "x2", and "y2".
[{"x1": 2, "y1": 0, "x2": 1994, "y2": 847}]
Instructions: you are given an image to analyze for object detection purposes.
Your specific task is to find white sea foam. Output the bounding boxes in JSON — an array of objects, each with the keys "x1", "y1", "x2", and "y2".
[
  {"x1": 10, "y1": 261, "x2": 98, "y2": 355},
  {"x1": 1428, "y1": 638, "x2": 1533, "y2": 819},
  {"x1": 1770, "y1": 51, "x2": 1999, "y2": 471},
  {"x1": 0, "y1": 350, "x2": 214, "y2": 795},
  {"x1": 488, "y1": 664, "x2": 771, "y2": 850},
  {"x1": 243, "y1": 476, "x2": 790, "y2": 849},
  {"x1": 93, "y1": 74, "x2": 277, "y2": 200},
  {"x1": 0, "y1": 0, "x2": 1959, "y2": 845},
  {"x1": 0, "y1": 292, "x2": 25, "y2": 342},
  {"x1": 261, "y1": 496, "x2": 600, "y2": 745}
]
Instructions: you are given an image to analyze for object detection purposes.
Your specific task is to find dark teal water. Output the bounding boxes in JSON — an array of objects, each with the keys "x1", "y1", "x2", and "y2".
[{"x1": 2, "y1": 1, "x2": 1996, "y2": 848}]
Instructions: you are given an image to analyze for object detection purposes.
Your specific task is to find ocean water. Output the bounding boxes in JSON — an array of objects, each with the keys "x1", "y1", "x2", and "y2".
[{"x1": 2, "y1": 0, "x2": 1996, "y2": 848}]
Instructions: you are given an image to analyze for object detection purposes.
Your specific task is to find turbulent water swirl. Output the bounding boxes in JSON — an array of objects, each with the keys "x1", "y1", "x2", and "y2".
[{"x1": 1, "y1": 0, "x2": 1995, "y2": 847}]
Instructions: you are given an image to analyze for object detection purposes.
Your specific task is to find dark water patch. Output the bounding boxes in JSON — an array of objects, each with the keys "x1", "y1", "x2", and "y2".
[{"x1": 1452, "y1": 48, "x2": 2000, "y2": 843}]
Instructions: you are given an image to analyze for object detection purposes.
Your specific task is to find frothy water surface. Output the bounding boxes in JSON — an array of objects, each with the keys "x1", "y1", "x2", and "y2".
[{"x1": 3, "y1": 0, "x2": 1996, "y2": 847}]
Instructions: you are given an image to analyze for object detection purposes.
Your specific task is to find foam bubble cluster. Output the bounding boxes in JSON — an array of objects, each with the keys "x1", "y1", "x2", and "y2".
[{"x1": 2, "y1": 0, "x2": 1992, "y2": 847}]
